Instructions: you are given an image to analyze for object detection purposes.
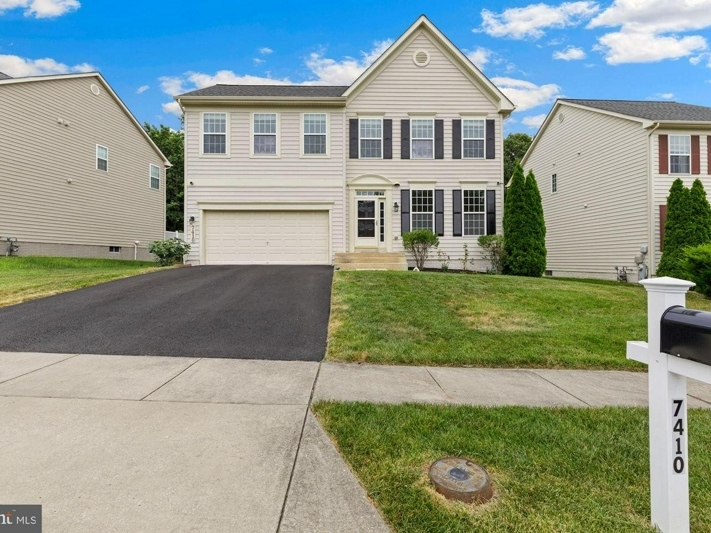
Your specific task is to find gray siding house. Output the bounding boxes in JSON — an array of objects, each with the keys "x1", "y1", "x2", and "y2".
[
  {"x1": 176, "y1": 16, "x2": 515, "y2": 269},
  {"x1": 0, "y1": 72, "x2": 170, "y2": 261},
  {"x1": 522, "y1": 99, "x2": 711, "y2": 281}
]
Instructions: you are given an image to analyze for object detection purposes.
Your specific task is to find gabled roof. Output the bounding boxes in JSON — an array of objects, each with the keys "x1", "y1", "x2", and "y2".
[
  {"x1": 0, "y1": 72, "x2": 12, "y2": 80},
  {"x1": 560, "y1": 99, "x2": 711, "y2": 122},
  {"x1": 179, "y1": 85, "x2": 348, "y2": 98},
  {"x1": 0, "y1": 72, "x2": 170, "y2": 166}
]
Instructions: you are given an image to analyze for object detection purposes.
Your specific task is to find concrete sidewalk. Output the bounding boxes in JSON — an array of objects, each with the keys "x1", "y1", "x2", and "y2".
[{"x1": 2, "y1": 353, "x2": 711, "y2": 533}]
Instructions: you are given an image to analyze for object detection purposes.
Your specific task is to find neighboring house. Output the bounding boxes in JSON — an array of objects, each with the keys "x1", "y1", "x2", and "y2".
[
  {"x1": 0, "y1": 72, "x2": 170, "y2": 261},
  {"x1": 175, "y1": 15, "x2": 515, "y2": 269},
  {"x1": 522, "y1": 99, "x2": 711, "y2": 282}
]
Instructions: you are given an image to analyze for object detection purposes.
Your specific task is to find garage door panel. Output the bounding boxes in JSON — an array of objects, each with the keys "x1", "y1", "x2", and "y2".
[{"x1": 205, "y1": 211, "x2": 330, "y2": 265}]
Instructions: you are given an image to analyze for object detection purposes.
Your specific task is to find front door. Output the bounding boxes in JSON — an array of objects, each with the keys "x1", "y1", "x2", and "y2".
[{"x1": 355, "y1": 194, "x2": 386, "y2": 249}]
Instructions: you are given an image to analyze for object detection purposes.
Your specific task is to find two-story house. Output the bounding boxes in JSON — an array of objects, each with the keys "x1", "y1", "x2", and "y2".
[
  {"x1": 176, "y1": 16, "x2": 515, "y2": 269},
  {"x1": 522, "y1": 99, "x2": 711, "y2": 282}
]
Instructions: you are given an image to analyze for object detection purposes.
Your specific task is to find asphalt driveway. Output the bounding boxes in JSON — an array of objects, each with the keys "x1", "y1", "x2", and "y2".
[{"x1": 0, "y1": 265, "x2": 333, "y2": 361}]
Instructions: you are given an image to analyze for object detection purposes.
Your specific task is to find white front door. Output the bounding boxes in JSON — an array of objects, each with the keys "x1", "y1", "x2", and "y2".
[{"x1": 355, "y1": 195, "x2": 386, "y2": 249}]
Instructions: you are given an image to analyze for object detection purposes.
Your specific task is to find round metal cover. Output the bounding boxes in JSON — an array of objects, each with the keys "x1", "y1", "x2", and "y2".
[{"x1": 429, "y1": 457, "x2": 493, "y2": 504}]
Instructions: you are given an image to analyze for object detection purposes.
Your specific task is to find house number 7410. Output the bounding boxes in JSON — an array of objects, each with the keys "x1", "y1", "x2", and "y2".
[{"x1": 672, "y1": 399, "x2": 686, "y2": 475}]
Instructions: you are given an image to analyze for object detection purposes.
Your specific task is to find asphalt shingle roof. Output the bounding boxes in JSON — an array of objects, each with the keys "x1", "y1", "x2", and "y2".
[
  {"x1": 0, "y1": 72, "x2": 12, "y2": 80},
  {"x1": 178, "y1": 85, "x2": 349, "y2": 98},
  {"x1": 561, "y1": 99, "x2": 711, "y2": 122}
]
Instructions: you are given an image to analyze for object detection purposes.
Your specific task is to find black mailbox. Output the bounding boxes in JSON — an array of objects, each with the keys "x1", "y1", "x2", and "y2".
[{"x1": 661, "y1": 306, "x2": 711, "y2": 366}]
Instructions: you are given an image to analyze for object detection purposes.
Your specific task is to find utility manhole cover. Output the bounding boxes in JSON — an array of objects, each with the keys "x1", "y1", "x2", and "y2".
[{"x1": 429, "y1": 457, "x2": 493, "y2": 503}]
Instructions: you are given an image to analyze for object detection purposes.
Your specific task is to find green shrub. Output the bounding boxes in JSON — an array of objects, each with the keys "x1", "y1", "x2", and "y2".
[
  {"x1": 478, "y1": 234, "x2": 505, "y2": 274},
  {"x1": 685, "y1": 243, "x2": 711, "y2": 296},
  {"x1": 148, "y1": 238, "x2": 191, "y2": 266},
  {"x1": 402, "y1": 230, "x2": 439, "y2": 270}
]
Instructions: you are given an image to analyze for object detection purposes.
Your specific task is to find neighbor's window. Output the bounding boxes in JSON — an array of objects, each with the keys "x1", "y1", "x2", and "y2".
[
  {"x1": 96, "y1": 145, "x2": 108, "y2": 171},
  {"x1": 463, "y1": 189, "x2": 486, "y2": 236},
  {"x1": 411, "y1": 118, "x2": 434, "y2": 159},
  {"x1": 253, "y1": 113, "x2": 278, "y2": 155},
  {"x1": 109, "y1": 246, "x2": 121, "y2": 253},
  {"x1": 552, "y1": 173, "x2": 558, "y2": 193},
  {"x1": 202, "y1": 113, "x2": 227, "y2": 154},
  {"x1": 303, "y1": 113, "x2": 327, "y2": 155},
  {"x1": 669, "y1": 135, "x2": 691, "y2": 174},
  {"x1": 411, "y1": 189, "x2": 434, "y2": 231},
  {"x1": 359, "y1": 118, "x2": 382, "y2": 158},
  {"x1": 150, "y1": 164, "x2": 160, "y2": 190},
  {"x1": 462, "y1": 119, "x2": 485, "y2": 159}
]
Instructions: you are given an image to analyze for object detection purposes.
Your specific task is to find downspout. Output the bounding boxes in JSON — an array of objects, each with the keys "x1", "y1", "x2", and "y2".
[
  {"x1": 647, "y1": 122, "x2": 660, "y2": 276},
  {"x1": 134, "y1": 241, "x2": 139, "y2": 261}
]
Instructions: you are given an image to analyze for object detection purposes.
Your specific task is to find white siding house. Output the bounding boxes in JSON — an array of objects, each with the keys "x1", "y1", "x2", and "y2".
[
  {"x1": 523, "y1": 99, "x2": 711, "y2": 281},
  {"x1": 176, "y1": 16, "x2": 515, "y2": 269}
]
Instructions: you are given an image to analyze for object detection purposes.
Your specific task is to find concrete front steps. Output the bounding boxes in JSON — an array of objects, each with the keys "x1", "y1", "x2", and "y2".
[{"x1": 334, "y1": 252, "x2": 408, "y2": 271}]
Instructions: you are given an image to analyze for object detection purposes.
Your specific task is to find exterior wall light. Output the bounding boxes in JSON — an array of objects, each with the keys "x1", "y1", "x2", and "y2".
[{"x1": 393, "y1": 202, "x2": 399, "y2": 213}]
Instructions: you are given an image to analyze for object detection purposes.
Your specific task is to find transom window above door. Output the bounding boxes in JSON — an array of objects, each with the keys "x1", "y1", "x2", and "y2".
[
  {"x1": 462, "y1": 119, "x2": 485, "y2": 159},
  {"x1": 253, "y1": 113, "x2": 278, "y2": 156},
  {"x1": 411, "y1": 189, "x2": 434, "y2": 230},
  {"x1": 411, "y1": 118, "x2": 434, "y2": 159},
  {"x1": 359, "y1": 118, "x2": 383, "y2": 158},
  {"x1": 669, "y1": 135, "x2": 690, "y2": 174},
  {"x1": 303, "y1": 113, "x2": 327, "y2": 155}
]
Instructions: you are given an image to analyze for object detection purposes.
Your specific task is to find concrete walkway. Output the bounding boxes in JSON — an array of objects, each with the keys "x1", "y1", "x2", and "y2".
[{"x1": 2, "y1": 353, "x2": 711, "y2": 533}]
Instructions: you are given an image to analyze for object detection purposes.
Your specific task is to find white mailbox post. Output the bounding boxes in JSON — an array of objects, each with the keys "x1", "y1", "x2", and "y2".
[{"x1": 627, "y1": 277, "x2": 711, "y2": 533}]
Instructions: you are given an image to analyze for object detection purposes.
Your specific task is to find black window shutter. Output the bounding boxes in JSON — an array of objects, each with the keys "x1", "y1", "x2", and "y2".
[
  {"x1": 435, "y1": 189, "x2": 444, "y2": 236},
  {"x1": 349, "y1": 119, "x2": 359, "y2": 159},
  {"x1": 383, "y1": 119, "x2": 392, "y2": 159},
  {"x1": 453, "y1": 189, "x2": 462, "y2": 236},
  {"x1": 401, "y1": 119, "x2": 410, "y2": 159},
  {"x1": 452, "y1": 119, "x2": 462, "y2": 159},
  {"x1": 486, "y1": 190, "x2": 496, "y2": 235},
  {"x1": 400, "y1": 189, "x2": 410, "y2": 234},
  {"x1": 435, "y1": 119, "x2": 444, "y2": 159},
  {"x1": 485, "y1": 119, "x2": 495, "y2": 159}
]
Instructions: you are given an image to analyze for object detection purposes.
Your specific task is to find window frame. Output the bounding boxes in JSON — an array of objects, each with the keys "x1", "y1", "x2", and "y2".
[
  {"x1": 669, "y1": 134, "x2": 691, "y2": 175},
  {"x1": 461, "y1": 118, "x2": 485, "y2": 159},
  {"x1": 410, "y1": 188, "x2": 435, "y2": 232},
  {"x1": 96, "y1": 144, "x2": 108, "y2": 172},
  {"x1": 149, "y1": 164, "x2": 161, "y2": 190},
  {"x1": 551, "y1": 173, "x2": 558, "y2": 194},
  {"x1": 251, "y1": 112, "x2": 280, "y2": 157},
  {"x1": 462, "y1": 188, "x2": 486, "y2": 237},
  {"x1": 109, "y1": 246, "x2": 121, "y2": 253},
  {"x1": 358, "y1": 117, "x2": 383, "y2": 159},
  {"x1": 411, "y1": 117, "x2": 435, "y2": 160},
  {"x1": 200, "y1": 111, "x2": 229, "y2": 156},
  {"x1": 301, "y1": 112, "x2": 329, "y2": 157}
]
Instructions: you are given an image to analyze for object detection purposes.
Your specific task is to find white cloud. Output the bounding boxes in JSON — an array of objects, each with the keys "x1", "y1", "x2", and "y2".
[
  {"x1": 136, "y1": 85, "x2": 149, "y2": 94},
  {"x1": 466, "y1": 47, "x2": 493, "y2": 69},
  {"x1": 553, "y1": 46, "x2": 586, "y2": 60},
  {"x1": 491, "y1": 76, "x2": 562, "y2": 111},
  {"x1": 594, "y1": 31, "x2": 707, "y2": 64},
  {"x1": 258, "y1": 47, "x2": 273, "y2": 55},
  {"x1": 478, "y1": 2, "x2": 600, "y2": 40},
  {"x1": 0, "y1": 0, "x2": 79, "y2": 18},
  {"x1": 162, "y1": 101, "x2": 182, "y2": 118},
  {"x1": 253, "y1": 57, "x2": 265, "y2": 65},
  {"x1": 650, "y1": 92, "x2": 675, "y2": 100},
  {"x1": 522, "y1": 114, "x2": 548, "y2": 128},
  {"x1": 304, "y1": 39, "x2": 392, "y2": 85},
  {"x1": 0, "y1": 54, "x2": 94, "y2": 76}
]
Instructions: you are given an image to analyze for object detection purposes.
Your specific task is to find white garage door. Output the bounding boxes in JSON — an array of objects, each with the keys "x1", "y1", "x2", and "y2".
[{"x1": 204, "y1": 210, "x2": 330, "y2": 265}]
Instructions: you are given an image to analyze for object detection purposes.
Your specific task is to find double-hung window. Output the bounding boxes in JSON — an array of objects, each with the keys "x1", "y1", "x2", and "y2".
[
  {"x1": 411, "y1": 118, "x2": 434, "y2": 159},
  {"x1": 463, "y1": 190, "x2": 486, "y2": 236},
  {"x1": 150, "y1": 164, "x2": 160, "y2": 190},
  {"x1": 96, "y1": 145, "x2": 108, "y2": 171},
  {"x1": 669, "y1": 135, "x2": 691, "y2": 174},
  {"x1": 253, "y1": 113, "x2": 278, "y2": 155},
  {"x1": 462, "y1": 119, "x2": 485, "y2": 159},
  {"x1": 359, "y1": 118, "x2": 382, "y2": 158},
  {"x1": 551, "y1": 173, "x2": 558, "y2": 193},
  {"x1": 202, "y1": 113, "x2": 227, "y2": 154},
  {"x1": 411, "y1": 189, "x2": 434, "y2": 231},
  {"x1": 303, "y1": 113, "x2": 327, "y2": 155}
]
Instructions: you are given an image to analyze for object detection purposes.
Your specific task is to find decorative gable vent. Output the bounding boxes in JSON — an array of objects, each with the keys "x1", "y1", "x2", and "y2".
[{"x1": 413, "y1": 50, "x2": 430, "y2": 67}]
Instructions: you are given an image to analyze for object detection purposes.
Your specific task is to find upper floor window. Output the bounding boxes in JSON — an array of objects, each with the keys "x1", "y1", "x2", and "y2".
[
  {"x1": 203, "y1": 113, "x2": 227, "y2": 154},
  {"x1": 411, "y1": 118, "x2": 434, "y2": 159},
  {"x1": 303, "y1": 113, "x2": 327, "y2": 155},
  {"x1": 411, "y1": 189, "x2": 434, "y2": 231},
  {"x1": 359, "y1": 118, "x2": 382, "y2": 158},
  {"x1": 253, "y1": 113, "x2": 278, "y2": 156},
  {"x1": 669, "y1": 135, "x2": 690, "y2": 174},
  {"x1": 551, "y1": 173, "x2": 558, "y2": 193},
  {"x1": 462, "y1": 119, "x2": 485, "y2": 159},
  {"x1": 96, "y1": 145, "x2": 108, "y2": 171},
  {"x1": 150, "y1": 164, "x2": 160, "y2": 190},
  {"x1": 463, "y1": 189, "x2": 486, "y2": 236}
]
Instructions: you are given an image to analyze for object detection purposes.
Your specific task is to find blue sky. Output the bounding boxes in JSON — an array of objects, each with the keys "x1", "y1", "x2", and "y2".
[{"x1": 2, "y1": 1, "x2": 711, "y2": 134}]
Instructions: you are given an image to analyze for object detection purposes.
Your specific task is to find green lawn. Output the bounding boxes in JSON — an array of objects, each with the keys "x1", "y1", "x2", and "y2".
[
  {"x1": 314, "y1": 402, "x2": 711, "y2": 533},
  {"x1": 327, "y1": 271, "x2": 711, "y2": 369},
  {"x1": 0, "y1": 256, "x2": 160, "y2": 307}
]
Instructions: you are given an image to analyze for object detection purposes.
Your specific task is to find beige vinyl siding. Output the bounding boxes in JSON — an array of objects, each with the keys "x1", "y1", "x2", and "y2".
[
  {"x1": 652, "y1": 131, "x2": 711, "y2": 273},
  {"x1": 347, "y1": 30, "x2": 503, "y2": 269},
  {"x1": 0, "y1": 77, "x2": 166, "y2": 251},
  {"x1": 524, "y1": 104, "x2": 649, "y2": 280}
]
